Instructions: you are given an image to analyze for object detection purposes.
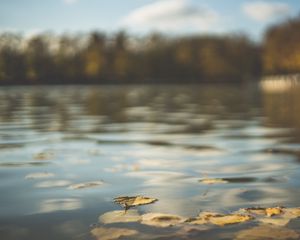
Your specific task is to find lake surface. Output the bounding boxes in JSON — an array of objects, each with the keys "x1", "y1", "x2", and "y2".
[{"x1": 0, "y1": 83, "x2": 300, "y2": 239}]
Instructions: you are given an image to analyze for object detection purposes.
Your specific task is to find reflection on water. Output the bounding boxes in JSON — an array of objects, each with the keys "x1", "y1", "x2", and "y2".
[{"x1": 0, "y1": 83, "x2": 300, "y2": 239}]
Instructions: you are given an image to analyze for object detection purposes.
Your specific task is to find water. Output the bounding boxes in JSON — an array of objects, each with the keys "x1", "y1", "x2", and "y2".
[{"x1": 0, "y1": 84, "x2": 300, "y2": 239}]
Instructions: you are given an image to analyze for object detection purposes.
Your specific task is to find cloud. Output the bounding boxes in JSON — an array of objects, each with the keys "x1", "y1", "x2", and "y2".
[
  {"x1": 243, "y1": 1, "x2": 291, "y2": 22},
  {"x1": 63, "y1": 0, "x2": 78, "y2": 5},
  {"x1": 120, "y1": 0, "x2": 219, "y2": 33}
]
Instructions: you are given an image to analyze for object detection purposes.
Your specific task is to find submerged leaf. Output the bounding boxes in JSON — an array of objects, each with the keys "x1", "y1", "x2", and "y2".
[
  {"x1": 68, "y1": 181, "x2": 104, "y2": 190},
  {"x1": 114, "y1": 196, "x2": 158, "y2": 210},
  {"x1": 199, "y1": 178, "x2": 228, "y2": 184},
  {"x1": 90, "y1": 227, "x2": 138, "y2": 240},
  {"x1": 99, "y1": 210, "x2": 141, "y2": 224},
  {"x1": 141, "y1": 213, "x2": 187, "y2": 227},
  {"x1": 235, "y1": 225, "x2": 300, "y2": 240}
]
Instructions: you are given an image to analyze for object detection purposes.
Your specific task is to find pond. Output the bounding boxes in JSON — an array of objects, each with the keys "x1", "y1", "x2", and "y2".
[{"x1": 0, "y1": 83, "x2": 300, "y2": 239}]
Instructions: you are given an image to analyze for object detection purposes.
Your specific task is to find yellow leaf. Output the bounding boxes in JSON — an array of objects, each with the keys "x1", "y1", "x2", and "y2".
[
  {"x1": 99, "y1": 210, "x2": 141, "y2": 224},
  {"x1": 90, "y1": 227, "x2": 138, "y2": 240},
  {"x1": 266, "y1": 207, "x2": 282, "y2": 217},
  {"x1": 188, "y1": 212, "x2": 252, "y2": 226},
  {"x1": 113, "y1": 196, "x2": 158, "y2": 210},
  {"x1": 208, "y1": 214, "x2": 252, "y2": 226},
  {"x1": 199, "y1": 178, "x2": 228, "y2": 184},
  {"x1": 243, "y1": 207, "x2": 283, "y2": 217}
]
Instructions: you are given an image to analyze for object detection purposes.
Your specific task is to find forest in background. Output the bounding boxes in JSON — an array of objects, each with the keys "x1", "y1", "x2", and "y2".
[{"x1": 0, "y1": 15, "x2": 299, "y2": 85}]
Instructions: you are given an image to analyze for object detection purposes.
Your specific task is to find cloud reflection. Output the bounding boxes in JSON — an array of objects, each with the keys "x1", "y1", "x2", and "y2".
[{"x1": 39, "y1": 198, "x2": 82, "y2": 213}]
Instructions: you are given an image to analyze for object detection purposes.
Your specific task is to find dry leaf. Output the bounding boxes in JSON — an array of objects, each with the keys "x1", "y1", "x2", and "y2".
[
  {"x1": 141, "y1": 213, "x2": 187, "y2": 227},
  {"x1": 90, "y1": 227, "x2": 138, "y2": 240},
  {"x1": 208, "y1": 214, "x2": 252, "y2": 226},
  {"x1": 243, "y1": 207, "x2": 283, "y2": 217},
  {"x1": 284, "y1": 207, "x2": 300, "y2": 217},
  {"x1": 266, "y1": 207, "x2": 282, "y2": 217},
  {"x1": 33, "y1": 152, "x2": 54, "y2": 160},
  {"x1": 68, "y1": 181, "x2": 104, "y2": 190},
  {"x1": 114, "y1": 196, "x2": 158, "y2": 210},
  {"x1": 188, "y1": 212, "x2": 252, "y2": 226},
  {"x1": 199, "y1": 178, "x2": 228, "y2": 184},
  {"x1": 99, "y1": 210, "x2": 141, "y2": 224},
  {"x1": 235, "y1": 225, "x2": 300, "y2": 240}
]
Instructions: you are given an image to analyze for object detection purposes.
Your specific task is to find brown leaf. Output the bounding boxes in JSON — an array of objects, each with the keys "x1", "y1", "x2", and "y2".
[
  {"x1": 99, "y1": 210, "x2": 141, "y2": 224},
  {"x1": 199, "y1": 178, "x2": 228, "y2": 184},
  {"x1": 243, "y1": 207, "x2": 283, "y2": 217},
  {"x1": 90, "y1": 227, "x2": 138, "y2": 240},
  {"x1": 188, "y1": 212, "x2": 252, "y2": 226},
  {"x1": 113, "y1": 196, "x2": 158, "y2": 210}
]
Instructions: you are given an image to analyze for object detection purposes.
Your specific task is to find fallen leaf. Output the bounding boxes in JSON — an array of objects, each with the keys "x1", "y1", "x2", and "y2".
[
  {"x1": 242, "y1": 207, "x2": 266, "y2": 215},
  {"x1": 199, "y1": 178, "x2": 228, "y2": 184},
  {"x1": 235, "y1": 225, "x2": 300, "y2": 240},
  {"x1": 114, "y1": 196, "x2": 158, "y2": 210},
  {"x1": 188, "y1": 212, "x2": 252, "y2": 226},
  {"x1": 90, "y1": 227, "x2": 138, "y2": 240},
  {"x1": 209, "y1": 214, "x2": 252, "y2": 226},
  {"x1": 284, "y1": 207, "x2": 300, "y2": 217},
  {"x1": 99, "y1": 210, "x2": 141, "y2": 224},
  {"x1": 243, "y1": 207, "x2": 283, "y2": 217},
  {"x1": 266, "y1": 207, "x2": 282, "y2": 217},
  {"x1": 141, "y1": 213, "x2": 187, "y2": 227},
  {"x1": 25, "y1": 172, "x2": 55, "y2": 179},
  {"x1": 68, "y1": 181, "x2": 104, "y2": 190},
  {"x1": 33, "y1": 152, "x2": 54, "y2": 160}
]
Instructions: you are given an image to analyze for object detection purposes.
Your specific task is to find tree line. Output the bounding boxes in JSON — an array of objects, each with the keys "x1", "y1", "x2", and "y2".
[{"x1": 0, "y1": 16, "x2": 299, "y2": 85}]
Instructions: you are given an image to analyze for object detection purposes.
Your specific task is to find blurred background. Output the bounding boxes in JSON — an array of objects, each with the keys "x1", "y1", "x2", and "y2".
[{"x1": 0, "y1": 0, "x2": 299, "y2": 84}]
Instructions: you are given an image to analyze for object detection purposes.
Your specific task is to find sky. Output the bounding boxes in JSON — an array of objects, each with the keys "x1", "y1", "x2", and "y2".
[{"x1": 0, "y1": 0, "x2": 299, "y2": 39}]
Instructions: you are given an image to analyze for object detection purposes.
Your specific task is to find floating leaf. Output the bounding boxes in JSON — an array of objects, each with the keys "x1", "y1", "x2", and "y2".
[
  {"x1": 33, "y1": 152, "x2": 54, "y2": 160},
  {"x1": 266, "y1": 207, "x2": 282, "y2": 217},
  {"x1": 68, "y1": 181, "x2": 104, "y2": 190},
  {"x1": 209, "y1": 214, "x2": 252, "y2": 226},
  {"x1": 199, "y1": 178, "x2": 228, "y2": 184},
  {"x1": 99, "y1": 210, "x2": 141, "y2": 224},
  {"x1": 188, "y1": 212, "x2": 252, "y2": 226},
  {"x1": 90, "y1": 227, "x2": 138, "y2": 240},
  {"x1": 243, "y1": 207, "x2": 283, "y2": 217},
  {"x1": 235, "y1": 225, "x2": 300, "y2": 240},
  {"x1": 25, "y1": 172, "x2": 55, "y2": 179},
  {"x1": 284, "y1": 207, "x2": 300, "y2": 217},
  {"x1": 114, "y1": 196, "x2": 158, "y2": 210},
  {"x1": 141, "y1": 213, "x2": 187, "y2": 227},
  {"x1": 257, "y1": 207, "x2": 300, "y2": 226}
]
